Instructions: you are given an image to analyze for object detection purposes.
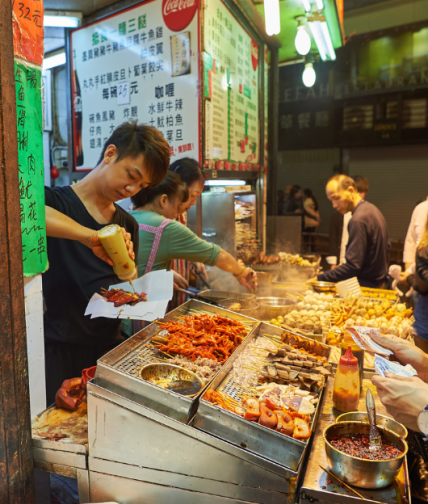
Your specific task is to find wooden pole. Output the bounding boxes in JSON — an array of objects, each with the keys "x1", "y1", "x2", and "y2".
[
  {"x1": 267, "y1": 47, "x2": 279, "y2": 216},
  {"x1": 0, "y1": 0, "x2": 36, "y2": 501}
]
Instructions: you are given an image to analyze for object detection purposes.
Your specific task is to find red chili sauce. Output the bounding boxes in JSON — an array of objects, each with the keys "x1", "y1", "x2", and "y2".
[{"x1": 330, "y1": 433, "x2": 402, "y2": 460}]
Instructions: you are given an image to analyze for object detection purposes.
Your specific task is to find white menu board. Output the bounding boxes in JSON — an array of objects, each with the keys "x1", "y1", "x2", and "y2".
[
  {"x1": 71, "y1": 0, "x2": 199, "y2": 171},
  {"x1": 203, "y1": 0, "x2": 259, "y2": 166}
]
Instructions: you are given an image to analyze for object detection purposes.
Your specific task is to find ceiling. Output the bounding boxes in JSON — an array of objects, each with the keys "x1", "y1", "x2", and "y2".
[{"x1": 252, "y1": 0, "x2": 343, "y2": 62}]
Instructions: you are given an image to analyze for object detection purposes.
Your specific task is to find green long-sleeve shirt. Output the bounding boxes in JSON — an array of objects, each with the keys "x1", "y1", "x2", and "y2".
[{"x1": 129, "y1": 210, "x2": 221, "y2": 274}]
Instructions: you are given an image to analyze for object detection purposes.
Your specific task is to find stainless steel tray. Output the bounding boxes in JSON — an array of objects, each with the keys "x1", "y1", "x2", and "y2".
[
  {"x1": 95, "y1": 300, "x2": 259, "y2": 424},
  {"x1": 194, "y1": 322, "x2": 331, "y2": 471}
]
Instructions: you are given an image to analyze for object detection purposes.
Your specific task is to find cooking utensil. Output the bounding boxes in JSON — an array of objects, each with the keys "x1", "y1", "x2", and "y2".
[
  {"x1": 198, "y1": 290, "x2": 256, "y2": 304},
  {"x1": 319, "y1": 465, "x2": 366, "y2": 499},
  {"x1": 190, "y1": 262, "x2": 211, "y2": 289},
  {"x1": 336, "y1": 412, "x2": 408, "y2": 439},
  {"x1": 140, "y1": 363, "x2": 203, "y2": 397},
  {"x1": 255, "y1": 297, "x2": 296, "y2": 320},
  {"x1": 174, "y1": 287, "x2": 223, "y2": 307},
  {"x1": 323, "y1": 421, "x2": 407, "y2": 489},
  {"x1": 367, "y1": 389, "x2": 382, "y2": 451}
]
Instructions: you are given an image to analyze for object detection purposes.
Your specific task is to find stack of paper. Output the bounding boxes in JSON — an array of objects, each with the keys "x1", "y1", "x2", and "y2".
[
  {"x1": 336, "y1": 277, "x2": 362, "y2": 298},
  {"x1": 85, "y1": 270, "x2": 174, "y2": 321}
]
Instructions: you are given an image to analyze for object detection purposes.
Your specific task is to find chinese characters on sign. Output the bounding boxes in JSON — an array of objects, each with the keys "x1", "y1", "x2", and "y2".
[
  {"x1": 204, "y1": 0, "x2": 259, "y2": 167},
  {"x1": 12, "y1": 0, "x2": 44, "y2": 65},
  {"x1": 71, "y1": 0, "x2": 199, "y2": 170},
  {"x1": 15, "y1": 62, "x2": 48, "y2": 275}
]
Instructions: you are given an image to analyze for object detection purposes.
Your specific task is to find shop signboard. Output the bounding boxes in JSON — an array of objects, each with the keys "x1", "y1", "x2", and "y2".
[
  {"x1": 12, "y1": 0, "x2": 44, "y2": 65},
  {"x1": 203, "y1": 0, "x2": 259, "y2": 167},
  {"x1": 70, "y1": 0, "x2": 199, "y2": 171},
  {"x1": 15, "y1": 62, "x2": 48, "y2": 275}
]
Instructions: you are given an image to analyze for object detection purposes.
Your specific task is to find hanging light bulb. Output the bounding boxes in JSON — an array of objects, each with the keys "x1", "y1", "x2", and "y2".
[
  {"x1": 295, "y1": 25, "x2": 311, "y2": 55},
  {"x1": 302, "y1": 62, "x2": 316, "y2": 87},
  {"x1": 264, "y1": 0, "x2": 280, "y2": 36}
]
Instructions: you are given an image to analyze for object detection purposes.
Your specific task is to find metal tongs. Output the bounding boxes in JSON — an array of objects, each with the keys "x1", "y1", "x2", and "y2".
[{"x1": 366, "y1": 389, "x2": 382, "y2": 451}]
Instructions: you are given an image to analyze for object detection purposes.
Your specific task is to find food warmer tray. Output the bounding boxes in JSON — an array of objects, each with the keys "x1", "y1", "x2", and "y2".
[
  {"x1": 94, "y1": 299, "x2": 259, "y2": 425},
  {"x1": 194, "y1": 322, "x2": 331, "y2": 471}
]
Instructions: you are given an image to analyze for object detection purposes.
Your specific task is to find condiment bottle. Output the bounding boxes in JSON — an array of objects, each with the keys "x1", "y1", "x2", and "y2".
[
  {"x1": 98, "y1": 224, "x2": 136, "y2": 280},
  {"x1": 333, "y1": 345, "x2": 360, "y2": 412},
  {"x1": 340, "y1": 332, "x2": 364, "y2": 392}
]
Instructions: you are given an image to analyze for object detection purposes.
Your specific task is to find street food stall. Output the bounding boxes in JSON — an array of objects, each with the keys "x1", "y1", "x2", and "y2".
[{"x1": 32, "y1": 290, "x2": 413, "y2": 503}]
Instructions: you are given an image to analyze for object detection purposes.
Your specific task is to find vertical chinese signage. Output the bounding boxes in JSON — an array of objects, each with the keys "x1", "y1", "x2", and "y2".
[
  {"x1": 71, "y1": 0, "x2": 199, "y2": 171},
  {"x1": 12, "y1": 0, "x2": 48, "y2": 276},
  {"x1": 203, "y1": 0, "x2": 260, "y2": 170}
]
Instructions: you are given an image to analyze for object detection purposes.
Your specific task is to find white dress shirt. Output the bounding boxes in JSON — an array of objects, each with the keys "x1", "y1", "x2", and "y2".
[
  {"x1": 403, "y1": 198, "x2": 428, "y2": 265},
  {"x1": 340, "y1": 211, "x2": 352, "y2": 264}
]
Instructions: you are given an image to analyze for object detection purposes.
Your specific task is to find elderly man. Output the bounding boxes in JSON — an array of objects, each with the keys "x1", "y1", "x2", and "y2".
[{"x1": 316, "y1": 174, "x2": 389, "y2": 288}]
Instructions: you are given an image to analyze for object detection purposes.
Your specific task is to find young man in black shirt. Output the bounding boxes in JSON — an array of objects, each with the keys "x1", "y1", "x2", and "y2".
[
  {"x1": 315, "y1": 174, "x2": 389, "y2": 288},
  {"x1": 43, "y1": 122, "x2": 169, "y2": 404}
]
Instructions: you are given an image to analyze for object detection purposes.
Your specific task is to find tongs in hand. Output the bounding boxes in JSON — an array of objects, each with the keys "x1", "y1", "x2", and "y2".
[{"x1": 366, "y1": 389, "x2": 382, "y2": 451}]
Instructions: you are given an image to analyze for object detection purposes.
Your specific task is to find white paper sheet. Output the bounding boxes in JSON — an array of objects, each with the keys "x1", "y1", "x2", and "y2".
[{"x1": 84, "y1": 270, "x2": 173, "y2": 321}]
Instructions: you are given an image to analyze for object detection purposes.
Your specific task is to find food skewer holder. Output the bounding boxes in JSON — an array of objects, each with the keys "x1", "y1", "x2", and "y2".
[
  {"x1": 194, "y1": 322, "x2": 331, "y2": 471},
  {"x1": 94, "y1": 300, "x2": 258, "y2": 424}
]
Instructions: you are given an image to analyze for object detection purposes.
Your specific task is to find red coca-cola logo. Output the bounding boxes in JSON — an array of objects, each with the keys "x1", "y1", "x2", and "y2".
[
  {"x1": 162, "y1": 0, "x2": 198, "y2": 31},
  {"x1": 251, "y1": 39, "x2": 259, "y2": 71}
]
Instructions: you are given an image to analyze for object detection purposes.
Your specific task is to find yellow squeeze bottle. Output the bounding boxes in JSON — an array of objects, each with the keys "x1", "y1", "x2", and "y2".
[{"x1": 98, "y1": 224, "x2": 136, "y2": 281}]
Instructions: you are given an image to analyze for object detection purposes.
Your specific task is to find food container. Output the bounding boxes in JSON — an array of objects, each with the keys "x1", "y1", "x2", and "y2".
[
  {"x1": 219, "y1": 298, "x2": 259, "y2": 317},
  {"x1": 323, "y1": 421, "x2": 408, "y2": 489},
  {"x1": 140, "y1": 363, "x2": 204, "y2": 397},
  {"x1": 308, "y1": 281, "x2": 336, "y2": 293},
  {"x1": 256, "y1": 297, "x2": 296, "y2": 320},
  {"x1": 336, "y1": 412, "x2": 408, "y2": 439},
  {"x1": 198, "y1": 289, "x2": 256, "y2": 304},
  {"x1": 194, "y1": 322, "x2": 331, "y2": 471},
  {"x1": 98, "y1": 224, "x2": 136, "y2": 280}
]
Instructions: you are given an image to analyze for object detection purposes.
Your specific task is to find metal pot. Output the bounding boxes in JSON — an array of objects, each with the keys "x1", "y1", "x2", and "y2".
[
  {"x1": 256, "y1": 297, "x2": 296, "y2": 321},
  {"x1": 198, "y1": 290, "x2": 256, "y2": 303},
  {"x1": 323, "y1": 421, "x2": 408, "y2": 489},
  {"x1": 336, "y1": 412, "x2": 408, "y2": 439}
]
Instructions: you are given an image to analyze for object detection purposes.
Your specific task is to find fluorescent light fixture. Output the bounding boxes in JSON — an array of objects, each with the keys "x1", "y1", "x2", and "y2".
[
  {"x1": 295, "y1": 25, "x2": 311, "y2": 56},
  {"x1": 302, "y1": 0, "x2": 311, "y2": 12},
  {"x1": 44, "y1": 15, "x2": 80, "y2": 27},
  {"x1": 309, "y1": 21, "x2": 327, "y2": 61},
  {"x1": 43, "y1": 52, "x2": 66, "y2": 70},
  {"x1": 302, "y1": 62, "x2": 316, "y2": 87},
  {"x1": 206, "y1": 180, "x2": 246, "y2": 186},
  {"x1": 264, "y1": 0, "x2": 280, "y2": 36},
  {"x1": 315, "y1": 0, "x2": 323, "y2": 10},
  {"x1": 321, "y1": 21, "x2": 336, "y2": 60}
]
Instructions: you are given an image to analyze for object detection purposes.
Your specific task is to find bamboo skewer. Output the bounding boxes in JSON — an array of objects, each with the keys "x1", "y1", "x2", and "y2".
[{"x1": 319, "y1": 465, "x2": 366, "y2": 500}]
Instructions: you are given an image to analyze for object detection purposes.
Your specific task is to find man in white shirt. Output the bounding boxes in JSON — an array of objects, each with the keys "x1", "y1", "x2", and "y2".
[
  {"x1": 339, "y1": 176, "x2": 369, "y2": 264},
  {"x1": 403, "y1": 197, "x2": 428, "y2": 270}
]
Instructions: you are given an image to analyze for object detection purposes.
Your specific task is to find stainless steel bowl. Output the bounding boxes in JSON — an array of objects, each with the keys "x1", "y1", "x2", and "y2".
[
  {"x1": 324, "y1": 421, "x2": 408, "y2": 489},
  {"x1": 308, "y1": 281, "x2": 336, "y2": 293},
  {"x1": 140, "y1": 363, "x2": 204, "y2": 397},
  {"x1": 336, "y1": 412, "x2": 408, "y2": 439},
  {"x1": 256, "y1": 297, "x2": 296, "y2": 320}
]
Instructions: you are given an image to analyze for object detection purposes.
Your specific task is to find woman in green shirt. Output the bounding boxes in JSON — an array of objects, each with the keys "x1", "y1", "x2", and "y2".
[{"x1": 130, "y1": 172, "x2": 256, "y2": 291}]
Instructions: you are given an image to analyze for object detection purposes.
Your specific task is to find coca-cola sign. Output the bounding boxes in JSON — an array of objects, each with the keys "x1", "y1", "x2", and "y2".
[
  {"x1": 251, "y1": 39, "x2": 259, "y2": 72},
  {"x1": 162, "y1": 0, "x2": 198, "y2": 31}
]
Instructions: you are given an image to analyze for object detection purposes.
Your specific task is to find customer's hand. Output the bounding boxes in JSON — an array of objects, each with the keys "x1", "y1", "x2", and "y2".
[
  {"x1": 372, "y1": 374, "x2": 428, "y2": 431},
  {"x1": 370, "y1": 332, "x2": 428, "y2": 383}
]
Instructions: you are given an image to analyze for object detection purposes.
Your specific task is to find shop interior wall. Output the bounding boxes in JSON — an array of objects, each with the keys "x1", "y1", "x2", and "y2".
[
  {"x1": 348, "y1": 144, "x2": 428, "y2": 240},
  {"x1": 277, "y1": 148, "x2": 341, "y2": 234}
]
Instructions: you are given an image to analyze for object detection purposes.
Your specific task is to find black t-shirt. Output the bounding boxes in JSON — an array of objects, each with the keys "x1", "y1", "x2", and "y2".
[{"x1": 43, "y1": 186, "x2": 139, "y2": 347}]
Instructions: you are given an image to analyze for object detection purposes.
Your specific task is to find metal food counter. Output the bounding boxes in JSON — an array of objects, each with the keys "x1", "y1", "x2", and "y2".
[{"x1": 300, "y1": 374, "x2": 411, "y2": 504}]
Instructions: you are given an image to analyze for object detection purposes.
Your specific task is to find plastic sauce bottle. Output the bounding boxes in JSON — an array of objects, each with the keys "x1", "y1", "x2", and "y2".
[
  {"x1": 333, "y1": 346, "x2": 360, "y2": 412},
  {"x1": 340, "y1": 332, "x2": 364, "y2": 392},
  {"x1": 98, "y1": 224, "x2": 136, "y2": 281}
]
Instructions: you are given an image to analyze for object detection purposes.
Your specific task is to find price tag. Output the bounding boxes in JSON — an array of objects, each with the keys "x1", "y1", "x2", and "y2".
[{"x1": 117, "y1": 82, "x2": 130, "y2": 105}]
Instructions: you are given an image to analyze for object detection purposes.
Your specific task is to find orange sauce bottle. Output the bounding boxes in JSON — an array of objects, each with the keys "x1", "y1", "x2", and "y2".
[
  {"x1": 340, "y1": 332, "x2": 364, "y2": 392},
  {"x1": 333, "y1": 346, "x2": 360, "y2": 412}
]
